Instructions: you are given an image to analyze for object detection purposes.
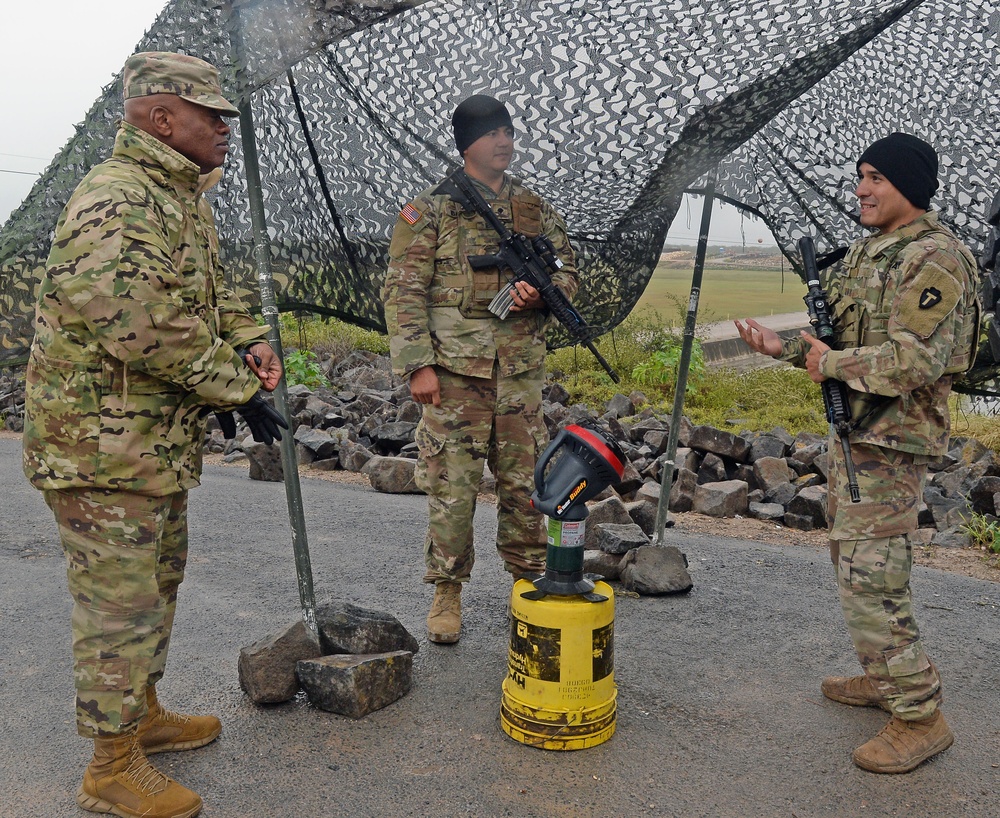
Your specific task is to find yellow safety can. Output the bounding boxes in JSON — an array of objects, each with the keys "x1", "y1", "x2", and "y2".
[{"x1": 500, "y1": 578, "x2": 616, "y2": 750}]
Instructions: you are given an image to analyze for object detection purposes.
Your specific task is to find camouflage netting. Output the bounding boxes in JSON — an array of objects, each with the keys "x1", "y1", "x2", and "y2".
[{"x1": 2, "y1": 0, "x2": 999, "y2": 391}]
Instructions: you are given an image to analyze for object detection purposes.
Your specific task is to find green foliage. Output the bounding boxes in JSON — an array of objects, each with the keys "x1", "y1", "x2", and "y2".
[
  {"x1": 546, "y1": 305, "x2": 828, "y2": 437},
  {"x1": 632, "y1": 338, "x2": 705, "y2": 393},
  {"x1": 282, "y1": 349, "x2": 328, "y2": 388},
  {"x1": 683, "y1": 366, "x2": 828, "y2": 435},
  {"x1": 960, "y1": 513, "x2": 1000, "y2": 554},
  {"x1": 277, "y1": 313, "x2": 389, "y2": 358}
]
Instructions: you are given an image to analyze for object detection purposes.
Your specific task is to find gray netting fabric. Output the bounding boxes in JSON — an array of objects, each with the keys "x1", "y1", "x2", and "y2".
[{"x1": 2, "y1": 0, "x2": 999, "y2": 394}]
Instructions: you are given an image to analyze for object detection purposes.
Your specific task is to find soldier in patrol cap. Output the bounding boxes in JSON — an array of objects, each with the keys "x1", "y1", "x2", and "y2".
[
  {"x1": 23, "y1": 51, "x2": 285, "y2": 818},
  {"x1": 735, "y1": 132, "x2": 979, "y2": 774},
  {"x1": 382, "y1": 95, "x2": 579, "y2": 644}
]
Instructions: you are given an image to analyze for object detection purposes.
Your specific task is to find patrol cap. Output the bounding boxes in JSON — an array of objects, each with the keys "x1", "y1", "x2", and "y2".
[
  {"x1": 123, "y1": 51, "x2": 239, "y2": 116},
  {"x1": 452, "y1": 95, "x2": 514, "y2": 154}
]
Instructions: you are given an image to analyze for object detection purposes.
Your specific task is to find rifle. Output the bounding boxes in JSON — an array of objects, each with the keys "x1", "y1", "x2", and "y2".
[
  {"x1": 438, "y1": 169, "x2": 620, "y2": 383},
  {"x1": 799, "y1": 236, "x2": 860, "y2": 503}
]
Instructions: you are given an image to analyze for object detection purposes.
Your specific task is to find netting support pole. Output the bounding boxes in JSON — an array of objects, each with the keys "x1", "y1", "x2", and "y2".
[
  {"x1": 226, "y1": 3, "x2": 318, "y2": 638},
  {"x1": 652, "y1": 167, "x2": 718, "y2": 546}
]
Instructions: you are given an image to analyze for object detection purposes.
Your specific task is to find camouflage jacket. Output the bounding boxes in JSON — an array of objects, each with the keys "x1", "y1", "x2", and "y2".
[
  {"x1": 781, "y1": 211, "x2": 979, "y2": 456},
  {"x1": 382, "y1": 173, "x2": 578, "y2": 379},
  {"x1": 22, "y1": 122, "x2": 268, "y2": 496}
]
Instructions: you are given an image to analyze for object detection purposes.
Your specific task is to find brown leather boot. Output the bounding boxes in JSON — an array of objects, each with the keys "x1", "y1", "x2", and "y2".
[
  {"x1": 137, "y1": 686, "x2": 222, "y2": 754},
  {"x1": 77, "y1": 731, "x2": 202, "y2": 817},
  {"x1": 427, "y1": 581, "x2": 462, "y2": 644},
  {"x1": 821, "y1": 674, "x2": 891, "y2": 712},
  {"x1": 852, "y1": 710, "x2": 954, "y2": 774}
]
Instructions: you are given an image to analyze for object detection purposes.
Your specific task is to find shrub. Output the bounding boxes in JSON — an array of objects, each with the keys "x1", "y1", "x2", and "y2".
[
  {"x1": 282, "y1": 348, "x2": 329, "y2": 388},
  {"x1": 960, "y1": 513, "x2": 1000, "y2": 554}
]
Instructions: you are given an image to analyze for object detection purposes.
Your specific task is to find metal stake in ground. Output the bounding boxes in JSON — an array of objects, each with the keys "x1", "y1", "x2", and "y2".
[
  {"x1": 227, "y1": 2, "x2": 317, "y2": 637},
  {"x1": 652, "y1": 167, "x2": 718, "y2": 545}
]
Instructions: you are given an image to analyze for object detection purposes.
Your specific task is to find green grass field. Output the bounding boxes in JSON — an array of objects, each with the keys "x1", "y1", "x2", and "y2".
[{"x1": 636, "y1": 262, "x2": 809, "y2": 323}]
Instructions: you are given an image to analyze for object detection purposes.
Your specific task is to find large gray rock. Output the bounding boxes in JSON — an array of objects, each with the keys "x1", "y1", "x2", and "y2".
[
  {"x1": 696, "y1": 452, "x2": 728, "y2": 485},
  {"x1": 970, "y1": 475, "x2": 1000, "y2": 515},
  {"x1": 294, "y1": 426, "x2": 339, "y2": 461},
  {"x1": 363, "y1": 456, "x2": 422, "y2": 494},
  {"x1": 931, "y1": 524, "x2": 973, "y2": 549},
  {"x1": 371, "y1": 421, "x2": 418, "y2": 453},
  {"x1": 625, "y1": 499, "x2": 658, "y2": 535},
  {"x1": 753, "y1": 456, "x2": 791, "y2": 497},
  {"x1": 594, "y1": 522, "x2": 650, "y2": 555},
  {"x1": 316, "y1": 601, "x2": 419, "y2": 656},
  {"x1": 238, "y1": 620, "x2": 322, "y2": 704},
  {"x1": 583, "y1": 549, "x2": 624, "y2": 580},
  {"x1": 748, "y1": 433, "x2": 790, "y2": 463},
  {"x1": 244, "y1": 440, "x2": 283, "y2": 482},
  {"x1": 583, "y1": 496, "x2": 634, "y2": 548},
  {"x1": 785, "y1": 485, "x2": 828, "y2": 531},
  {"x1": 693, "y1": 480, "x2": 748, "y2": 518},
  {"x1": 339, "y1": 438, "x2": 373, "y2": 472},
  {"x1": 297, "y1": 652, "x2": 413, "y2": 718},
  {"x1": 619, "y1": 546, "x2": 693, "y2": 595},
  {"x1": 668, "y1": 467, "x2": 699, "y2": 512},
  {"x1": 688, "y1": 424, "x2": 751, "y2": 462}
]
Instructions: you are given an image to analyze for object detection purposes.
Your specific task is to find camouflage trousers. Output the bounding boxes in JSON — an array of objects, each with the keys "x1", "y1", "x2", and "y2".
[
  {"x1": 827, "y1": 439, "x2": 941, "y2": 720},
  {"x1": 415, "y1": 364, "x2": 547, "y2": 583},
  {"x1": 44, "y1": 487, "x2": 188, "y2": 738}
]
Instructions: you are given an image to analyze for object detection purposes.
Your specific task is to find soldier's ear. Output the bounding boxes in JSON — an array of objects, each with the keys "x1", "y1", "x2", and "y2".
[{"x1": 147, "y1": 105, "x2": 173, "y2": 138}]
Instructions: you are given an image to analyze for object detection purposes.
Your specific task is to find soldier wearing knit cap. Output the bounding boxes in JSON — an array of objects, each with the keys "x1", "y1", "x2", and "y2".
[
  {"x1": 383, "y1": 95, "x2": 578, "y2": 644},
  {"x1": 735, "y1": 133, "x2": 979, "y2": 775}
]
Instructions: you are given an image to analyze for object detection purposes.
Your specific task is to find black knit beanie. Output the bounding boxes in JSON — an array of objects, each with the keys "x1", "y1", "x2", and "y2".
[
  {"x1": 452, "y1": 95, "x2": 514, "y2": 154},
  {"x1": 856, "y1": 132, "x2": 939, "y2": 210}
]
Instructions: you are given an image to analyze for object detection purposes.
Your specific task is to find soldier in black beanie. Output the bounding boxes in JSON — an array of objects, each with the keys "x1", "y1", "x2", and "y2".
[
  {"x1": 383, "y1": 95, "x2": 578, "y2": 644},
  {"x1": 857, "y1": 131, "x2": 939, "y2": 214},
  {"x1": 736, "y1": 132, "x2": 980, "y2": 775},
  {"x1": 451, "y1": 94, "x2": 515, "y2": 154}
]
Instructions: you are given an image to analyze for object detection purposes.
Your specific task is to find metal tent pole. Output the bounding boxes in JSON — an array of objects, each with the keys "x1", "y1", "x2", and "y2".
[
  {"x1": 652, "y1": 167, "x2": 718, "y2": 545},
  {"x1": 226, "y1": 3, "x2": 318, "y2": 636}
]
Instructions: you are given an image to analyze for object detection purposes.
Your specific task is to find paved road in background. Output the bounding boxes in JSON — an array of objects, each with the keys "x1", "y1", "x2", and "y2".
[
  {"x1": 1, "y1": 435, "x2": 998, "y2": 818},
  {"x1": 701, "y1": 311, "x2": 810, "y2": 341}
]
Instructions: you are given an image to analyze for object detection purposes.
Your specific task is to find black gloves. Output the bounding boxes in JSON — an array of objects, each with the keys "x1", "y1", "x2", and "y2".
[
  {"x1": 215, "y1": 410, "x2": 238, "y2": 439},
  {"x1": 235, "y1": 392, "x2": 289, "y2": 446}
]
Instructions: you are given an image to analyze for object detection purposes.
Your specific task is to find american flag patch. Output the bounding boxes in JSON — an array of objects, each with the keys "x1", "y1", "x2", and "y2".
[{"x1": 400, "y1": 203, "x2": 422, "y2": 225}]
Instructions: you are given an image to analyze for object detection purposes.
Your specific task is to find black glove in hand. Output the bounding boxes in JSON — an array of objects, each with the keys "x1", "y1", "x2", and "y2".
[
  {"x1": 236, "y1": 392, "x2": 289, "y2": 445},
  {"x1": 215, "y1": 410, "x2": 237, "y2": 439}
]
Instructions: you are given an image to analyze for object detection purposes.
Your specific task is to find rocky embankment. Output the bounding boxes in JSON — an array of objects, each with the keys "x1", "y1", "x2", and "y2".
[{"x1": 3, "y1": 354, "x2": 996, "y2": 559}]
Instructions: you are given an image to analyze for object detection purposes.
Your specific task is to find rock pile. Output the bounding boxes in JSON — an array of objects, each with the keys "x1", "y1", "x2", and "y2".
[
  {"x1": 4, "y1": 352, "x2": 993, "y2": 556},
  {"x1": 210, "y1": 350, "x2": 992, "y2": 556}
]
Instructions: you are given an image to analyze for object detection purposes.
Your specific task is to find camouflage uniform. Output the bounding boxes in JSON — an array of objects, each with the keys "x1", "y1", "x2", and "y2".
[
  {"x1": 23, "y1": 121, "x2": 268, "y2": 737},
  {"x1": 383, "y1": 174, "x2": 578, "y2": 581},
  {"x1": 781, "y1": 211, "x2": 978, "y2": 720}
]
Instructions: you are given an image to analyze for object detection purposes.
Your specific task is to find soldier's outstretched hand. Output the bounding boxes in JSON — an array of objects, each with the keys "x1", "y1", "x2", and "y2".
[{"x1": 734, "y1": 318, "x2": 783, "y2": 359}]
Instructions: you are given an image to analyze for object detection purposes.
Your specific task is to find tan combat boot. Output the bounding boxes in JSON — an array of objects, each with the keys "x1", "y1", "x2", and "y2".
[
  {"x1": 427, "y1": 580, "x2": 462, "y2": 644},
  {"x1": 77, "y1": 731, "x2": 202, "y2": 818},
  {"x1": 821, "y1": 674, "x2": 891, "y2": 712},
  {"x1": 852, "y1": 710, "x2": 954, "y2": 774},
  {"x1": 137, "y1": 685, "x2": 221, "y2": 754}
]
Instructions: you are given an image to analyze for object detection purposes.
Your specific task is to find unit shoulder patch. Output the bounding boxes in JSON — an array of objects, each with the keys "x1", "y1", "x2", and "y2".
[{"x1": 896, "y1": 264, "x2": 963, "y2": 339}]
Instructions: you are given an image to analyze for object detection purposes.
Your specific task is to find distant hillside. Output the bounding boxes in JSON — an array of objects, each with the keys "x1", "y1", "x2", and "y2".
[{"x1": 660, "y1": 245, "x2": 787, "y2": 270}]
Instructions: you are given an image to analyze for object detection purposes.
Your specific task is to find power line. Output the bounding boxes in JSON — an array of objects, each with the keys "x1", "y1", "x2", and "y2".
[
  {"x1": 0, "y1": 151, "x2": 48, "y2": 161},
  {"x1": 0, "y1": 168, "x2": 40, "y2": 177}
]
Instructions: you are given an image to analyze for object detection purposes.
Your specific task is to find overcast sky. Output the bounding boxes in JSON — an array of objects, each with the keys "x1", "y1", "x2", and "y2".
[{"x1": 0, "y1": 0, "x2": 776, "y2": 247}]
